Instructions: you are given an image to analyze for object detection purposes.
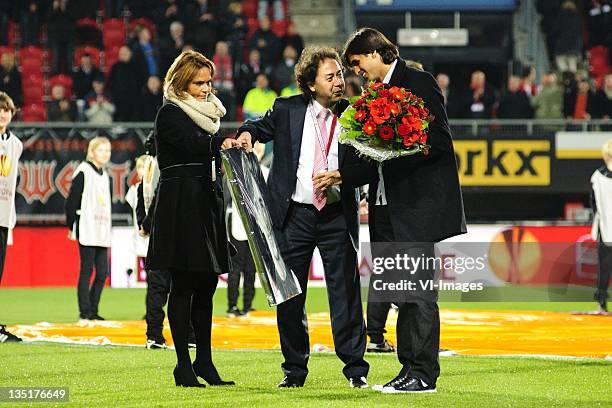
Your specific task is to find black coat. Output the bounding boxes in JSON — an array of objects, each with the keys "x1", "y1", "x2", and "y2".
[
  {"x1": 146, "y1": 102, "x2": 231, "y2": 275},
  {"x1": 341, "y1": 59, "x2": 466, "y2": 243},
  {"x1": 237, "y1": 96, "x2": 362, "y2": 251}
]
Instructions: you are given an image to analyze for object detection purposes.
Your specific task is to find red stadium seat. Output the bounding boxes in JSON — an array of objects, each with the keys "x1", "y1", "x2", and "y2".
[
  {"x1": 246, "y1": 17, "x2": 259, "y2": 41},
  {"x1": 22, "y1": 75, "x2": 44, "y2": 104},
  {"x1": 74, "y1": 46, "x2": 101, "y2": 69},
  {"x1": 271, "y1": 20, "x2": 287, "y2": 37},
  {"x1": 48, "y1": 75, "x2": 74, "y2": 99},
  {"x1": 242, "y1": 0, "x2": 258, "y2": 18},
  {"x1": 21, "y1": 103, "x2": 47, "y2": 122},
  {"x1": 103, "y1": 19, "x2": 126, "y2": 49},
  {"x1": 103, "y1": 46, "x2": 121, "y2": 75},
  {"x1": 19, "y1": 46, "x2": 44, "y2": 75},
  {"x1": 128, "y1": 17, "x2": 156, "y2": 39}
]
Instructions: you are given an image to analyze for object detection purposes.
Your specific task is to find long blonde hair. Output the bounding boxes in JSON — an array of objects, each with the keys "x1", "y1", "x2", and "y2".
[
  {"x1": 164, "y1": 50, "x2": 216, "y2": 99},
  {"x1": 86, "y1": 136, "x2": 111, "y2": 162}
]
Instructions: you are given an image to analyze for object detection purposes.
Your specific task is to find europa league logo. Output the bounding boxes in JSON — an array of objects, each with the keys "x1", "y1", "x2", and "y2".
[
  {"x1": 488, "y1": 228, "x2": 542, "y2": 284},
  {"x1": 0, "y1": 154, "x2": 12, "y2": 177}
]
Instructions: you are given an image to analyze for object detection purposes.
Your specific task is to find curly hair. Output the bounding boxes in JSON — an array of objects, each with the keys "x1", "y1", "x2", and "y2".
[{"x1": 294, "y1": 46, "x2": 342, "y2": 99}]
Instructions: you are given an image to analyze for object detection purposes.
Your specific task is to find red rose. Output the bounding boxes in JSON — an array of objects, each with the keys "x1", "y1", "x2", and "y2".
[
  {"x1": 355, "y1": 110, "x2": 367, "y2": 121},
  {"x1": 354, "y1": 98, "x2": 365, "y2": 107},
  {"x1": 379, "y1": 89, "x2": 391, "y2": 98},
  {"x1": 370, "y1": 82, "x2": 384, "y2": 91},
  {"x1": 378, "y1": 126, "x2": 394, "y2": 140},
  {"x1": 372, "y1": 114, "x2": 387, "y2": 125},
  {"x1": 389, "y1": 103, "x2": 400, "y2": 116},
  {"x1": 363, "y1": 119, "x2": 377, "y2": 135},
  {"x1": 397, "y1": 123, "x2": 411, "y2": 137}
]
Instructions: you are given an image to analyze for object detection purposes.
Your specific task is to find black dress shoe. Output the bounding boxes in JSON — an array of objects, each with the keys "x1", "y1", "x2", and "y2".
[
  {"x1": 382, "y1": 377, "x2": 436, "y2": 393},
  {"x1": 372, "y1": 373, "x2": 407, "y2": 391},
  {"x1": 277, "y1": 376, "x2": 304, "y2": 388},
  {"x1": 173, "y1": 365, "x2": 206, "y2": 388},
  {"x1": 348, "y1": 376, "x2": 368, "y2": 388},
  {"x1": 0, "y1": 325, "x2": 22, "y2": 343},
  {"x1": 89, "y1": 314, "x2": 105, "y2": 321},
  {"x1": 192, "y1": 362, "x2": 235, "y2": 386}
]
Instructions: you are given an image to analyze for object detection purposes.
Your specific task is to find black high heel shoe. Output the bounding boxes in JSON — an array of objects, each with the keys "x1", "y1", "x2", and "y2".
[
  {"x1": 192, "y1": 362, "x2": 235, "y2": 386},
  {"x1": 173, "y1": 365, "x2": 206, "y2": 388}
]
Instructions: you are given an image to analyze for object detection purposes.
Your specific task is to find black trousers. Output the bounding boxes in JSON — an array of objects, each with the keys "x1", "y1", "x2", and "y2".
[
  {"x1": 0, "y1": 226, "x2": 8, "y2": 284},
  {"x1": 227, "y1": 239, "x2": 256, "y2": 310},
  {"x1": 596, "y1": 239, "x2": 612, "y2": 305},
  {"x1": 146, "y1": 269, "x2": 171, "y2": 342},
  {"x1": 366, "y1": 300, "x2": 391, "y2": 344},
  {"x1": 369, "y1": 205, "x2": 440, "y2": 387},
  {"x1": 274, "y1": 202, "x2": 369, "y2": 381},
  {"x1": 77, "y1": 244, "x2": 109, "y2": 317}
]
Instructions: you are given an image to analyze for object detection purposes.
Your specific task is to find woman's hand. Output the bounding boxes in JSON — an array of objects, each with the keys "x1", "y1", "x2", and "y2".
[{"x1": 221, "y1": 138, "x2": 242, "y2": 150}]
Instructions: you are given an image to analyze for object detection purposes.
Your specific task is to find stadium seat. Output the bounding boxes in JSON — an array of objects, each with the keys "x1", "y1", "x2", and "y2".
[
  {"x1": 242, "y1": 0, "x2": 258, "y2": 18},
  {"x1": 20, "y1": 103, "x2": 47, "y2": 122},
  {"x1": 74, "y1": 46, "x2": 101, "y2": 69},
  {"x1": 271, "y1": 20, "x2": 287, "y2": 37},
  {"x1": 22, "y1": 74, "x2": 44, "y2": 104},
  {"x1": 128, "y1": 17, "x2": 156, "y2": 39},
  {"x1": 0, "y1": 46, "x2": 15, "y2": 60},
  {"x1": 103, "y1": 46, "x2": 121, "y2": 75},
  {"x1": 103, "y1": 19, "x2": 126, "y2": 49},
  {"x1": 48, "y1": 74, "x2": 74, "y2": 99},
  {"x1": 19, "y1": 46, "x2": 44, "y2": 75},
  {"x1": 76, "y1": 18, "x2": 103, "y2": 48}
]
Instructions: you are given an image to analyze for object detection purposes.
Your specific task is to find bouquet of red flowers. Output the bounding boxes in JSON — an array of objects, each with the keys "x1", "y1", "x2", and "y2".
[{"x1": 338, "y1": 81, "x2": 432, "y2": 162}]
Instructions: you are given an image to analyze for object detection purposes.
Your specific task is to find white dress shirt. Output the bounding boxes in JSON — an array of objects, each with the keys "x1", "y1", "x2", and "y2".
[
  {"x1": 375, "y1": 59, "x2": 398, "y2": 206},
  {"x1": 292, "y1": 99, "x2": 341, "y2": 204}
]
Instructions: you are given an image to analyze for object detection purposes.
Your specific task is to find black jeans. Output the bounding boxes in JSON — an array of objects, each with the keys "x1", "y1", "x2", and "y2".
[
  {"x1": 77, "y1": 244, "x2": 109, "y2": 317},
  {"x1": 145, "y1": 269, "x2": 171, "y2": 342},
  {"x1": 596, "y1": 239, "x2": 612, "y2": 306},
  {"x1": 274, "y1": 202, "x2": 369, "y2": 381},
  {"x1": 227, "y1": 239, "x2": 256, "y2": 310},
  {"x1": 0, "y1": 226, "x2": 8, "y2": 284}
]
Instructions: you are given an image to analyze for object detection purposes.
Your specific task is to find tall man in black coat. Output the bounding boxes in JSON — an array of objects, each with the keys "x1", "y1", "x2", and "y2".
[
  {"x1": 236, "y1": 46, "x2": 370, "y2": 389},
  {"x1": 315, "y1": 28, "x2": 466, "y2": 393}
]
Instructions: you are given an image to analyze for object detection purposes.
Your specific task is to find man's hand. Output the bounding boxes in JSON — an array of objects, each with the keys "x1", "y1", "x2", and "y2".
[
  {"x1": 236, "y1": 131, "x2": 253, "y2": 152},
  {"x1": 221, "y1": 138, "x2": 242, "y2": 150},
  {"x1": 312, "y1": 170, "x2": 342, "y2": 191}
]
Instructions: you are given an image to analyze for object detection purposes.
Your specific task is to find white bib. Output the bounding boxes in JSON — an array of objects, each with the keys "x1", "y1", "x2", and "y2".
[
  {"x1": 125, "y1": 183, "x2": 149, "y2": 257},
  {"x1": 72, "y1": 162, "x2": 112, "y2": 247},
  {"x1": 591, "y1": 170, "x2": 612, "y2": 245},
  {"x1": 0, "y1": 132, "x2": 23, "y2": 245},
  {"x1": 142, "y1": 156, "x2": 159, "y2": 215}
]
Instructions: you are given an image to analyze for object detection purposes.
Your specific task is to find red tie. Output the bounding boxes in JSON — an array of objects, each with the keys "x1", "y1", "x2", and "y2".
[{"x1": 313, "y1": 108, "x2": 331, "y2": 210}]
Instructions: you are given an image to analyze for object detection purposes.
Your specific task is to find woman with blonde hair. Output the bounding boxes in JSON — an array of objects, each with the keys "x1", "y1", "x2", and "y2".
[
  {"x1": 146, "y1": 50, "x2": 241, "y2": 387},
  {"x1": 65, "y1": 136, "x2": 112, "y2": 322}
]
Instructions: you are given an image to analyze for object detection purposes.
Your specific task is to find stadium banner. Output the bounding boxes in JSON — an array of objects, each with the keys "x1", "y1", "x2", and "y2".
[{"x1": 14, "y1": 126, "x2": 147, "y2": 224}]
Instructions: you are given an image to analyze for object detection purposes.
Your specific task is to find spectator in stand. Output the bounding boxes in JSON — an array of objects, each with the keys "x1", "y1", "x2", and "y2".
[
  {"x1": 151, "y1": 0, "x2": 180, "y2": 43},
  {"x1": 562, "y1": 71, "x2": 578, "y2": 118},
  {"x1": 18, "y1": 1, "x2": 41, "y2": 46},
  {"x1": 258, "y1": 0, "x2": 284, "y2": 21},
  {"x1": 130, "y1": 25, "x2": 159, "y2": 91},
  {"x1": 108, "y1": 46, "x2": 140, "y2": 122},
  {"x1": 0, "y1": 0, "x2": 11, "y2": 45},
  {"x1": 242, "y1": 73, "x2": 276, "y2": 120},
  {"x1": 436, "y1": 73, "x2": 460, "y2": 119},
  {"x1": 212, "y1": 41, "x2": 235, "y2": 121},
  {"x1": 159, "y1": 21, "x2": 184, "y2": 76},
  {"x1": 462, "y1": 70, "x2": 496, "y2": 119},
  {"x1": 281, "y1": 21, "x2": 304, "y2": 58},
  {"x1": 47, "y1": 84, "x2": 76, "y2": 122},
  {"x1": 520, "y1": 66, "x2": 538, "y2": 98},
  {"x1": 85, "y1": 77, "x2": 115, "y2": 124},
  {"x1": 136, "y1": 75, "x2": 162, "y2": 122},
  {"x1": 280, "y1": 78, "x2": 299, "y2": 97},
  {"x1": 593, "y1": 73, "x2": 612, "y2": 120},
  {"x1": 237, "y1": 49, "x2": 272, "y2": 104},
  {"x1": 553, "y1": 1, "x2": 583, "y2": 73},
  {"x1": 532, "y1": 72, "x2": 564, "y2": 119},
  {"x1": 220, "y1": 1, "x2": 247, "y2": 62},
  {"x1": 189, "y1": 0, "x2": 219, "y2": 58},
  {"x1": 249, "y1": 15, "x2": 280, "y2": 68},
  {"x1": 569, "y1": 80, "x2": 595, "y2": 120},
  {"x1": 587, "y1": 0, "x2": 612, "y2": 48},
  {"x1": 0, "y1": 53, "x2": 22, "y2": 108},
  {"x1": 536, "y1": 0, "x2": 563, "y2": 65},
  {"x1": 272, "y1": 45, "x2": 297, "y2": 93},
  {"x1": 72, "y1": 53, "x2": 102, "y2": 100},
  {"x1": 344, "y1": 75, "x2": 363, "y2": 98},
  {"x1": 497, "y1": 76, "x2": 534, "y2": 119},
  {"x1": 66, "y1": 0, "x2": 97, "y2": 19},
  {"x1": 48, "y1": 0, "x2": 75, "y2": 74}
]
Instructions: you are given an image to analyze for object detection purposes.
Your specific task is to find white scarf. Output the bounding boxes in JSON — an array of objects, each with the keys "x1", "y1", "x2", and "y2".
[{"x1": 163, "y1": 85, "x2": 226, "y2": 134}]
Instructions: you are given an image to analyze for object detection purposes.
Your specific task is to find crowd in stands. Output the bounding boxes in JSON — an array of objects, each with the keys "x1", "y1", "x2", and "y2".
[
  {"x1": 0, "y1": 0, "x2": 609, "y2": 123},
  {"x1": 0, "y1": 0, "x2": 301, "y2": 122}
]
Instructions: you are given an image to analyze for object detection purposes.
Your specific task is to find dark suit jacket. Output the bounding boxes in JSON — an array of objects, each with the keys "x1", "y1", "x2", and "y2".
[
  {"x1": 340, "y1": 59, "x2": 467, "y2": 243},
  {"x1": 237, "y1": 95, "x2": 361, "y2": 251}
]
